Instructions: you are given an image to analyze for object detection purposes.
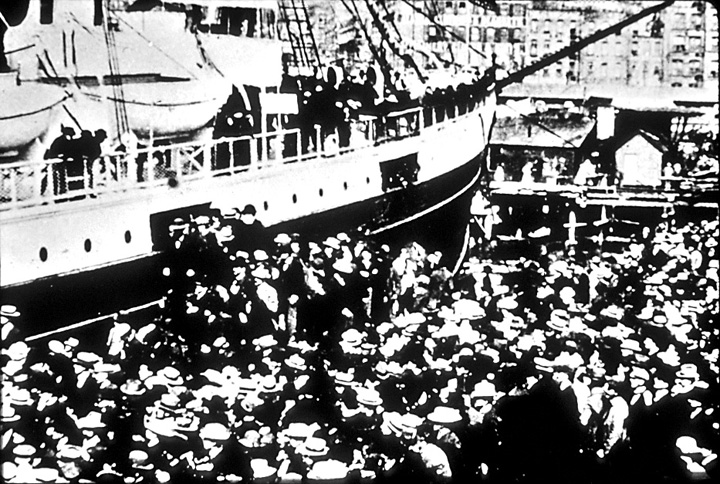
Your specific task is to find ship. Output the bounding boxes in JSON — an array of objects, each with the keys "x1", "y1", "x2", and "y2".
[{"x1": 0, "y1": 0, "x2": 497, "y2": 331}]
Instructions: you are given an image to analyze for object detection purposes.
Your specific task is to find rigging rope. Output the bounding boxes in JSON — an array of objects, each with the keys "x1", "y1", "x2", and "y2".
[
  {"x1": 398, "y1": 0, "x2": 488, "y2": 60},
  {"x1": 364, "y1": 0, "x2": 425, "y2": 82},
  {"x1": 102, "y1": 0, "x2": 129, "y2": 137},
  {"x1": 340, "y1": 0, "x2": 395, "y2": 90}
]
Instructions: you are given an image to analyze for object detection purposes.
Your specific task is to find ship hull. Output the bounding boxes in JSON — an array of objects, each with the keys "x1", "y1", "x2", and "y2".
[
  {"x1": 1, "y1": 95, "x2": 496, "y2": 334},
  {"x1": 2, "y1": 148, "x2": 488, "y2": 336}
]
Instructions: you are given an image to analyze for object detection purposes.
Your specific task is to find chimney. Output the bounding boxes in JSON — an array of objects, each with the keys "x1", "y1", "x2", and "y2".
[{"x1": 596, "y1": 106, "x2": 616, "y2": 140}]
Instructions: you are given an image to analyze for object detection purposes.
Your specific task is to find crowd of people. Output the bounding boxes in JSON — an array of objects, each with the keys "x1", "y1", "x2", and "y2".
[
  {"x1": 1, "y1": 202, "x2": 718, "y2": 483},
  {"x1": 213, "y1": 65, "x2": 497, "y2": 157}
]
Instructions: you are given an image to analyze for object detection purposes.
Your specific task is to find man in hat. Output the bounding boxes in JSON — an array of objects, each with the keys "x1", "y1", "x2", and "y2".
[
  {"x1": 228, "y1": 204, "x2": 269, "y2": 254},
  {"x1": 1, "y1": 305, "x2": 22, "y2": 346}
]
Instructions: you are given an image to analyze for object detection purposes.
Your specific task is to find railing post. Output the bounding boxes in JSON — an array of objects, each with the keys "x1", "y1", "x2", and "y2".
[
  {"x1": 33, "y1": 163, "x2": 43, "y2": 200},
  {"x1": 9, "y1": 169, "x2": 17, "y2": 204},
  {"x1": 171, "y1": 147, "x2": 182, "y2": 180},
  {"x1": 203, "y1": 145, "x2": 212, "y2": 175},
  {"x1": 229, "y1": 139, "x2": 235, "y2": 169},
  {"x1": 296, "y1": 129, "x2": 301, "y2": 162},
  {"x1": 147, "y1": 153, "x2": 155, "y2": 182},
  {"x1": 315, "y1": 125, "x2": 322, "y2": 155},
  {"x1": 251, "y1": 137, "x2": 259, "y2": 168},
  {"x1": 262, "y1": 134, "x2": 269, "y2": 164}
]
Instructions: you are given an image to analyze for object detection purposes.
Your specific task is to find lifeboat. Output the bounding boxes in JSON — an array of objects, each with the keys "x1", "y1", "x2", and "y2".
[
  {"x1": 0, "y1": 74, "x2": 68, "y2": 153},
  {"x1": 78, "y1": 75, "x2": 232, "y2": 139}
]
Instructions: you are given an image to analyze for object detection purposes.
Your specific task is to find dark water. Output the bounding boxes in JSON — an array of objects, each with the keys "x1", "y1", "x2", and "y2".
[{"x1": 2, "y1": 198, "x2": 718, "y2": 484}]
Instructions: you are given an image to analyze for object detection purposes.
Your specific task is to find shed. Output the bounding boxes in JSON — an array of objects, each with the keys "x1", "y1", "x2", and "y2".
[{"x1": 614, "y1": 130, "x2": 668, "y2": 187}]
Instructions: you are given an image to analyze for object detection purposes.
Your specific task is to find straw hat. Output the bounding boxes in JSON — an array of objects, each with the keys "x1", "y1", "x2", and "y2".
[
  {"x1": 427, "y1": 406, "x2": 462, "y2": 425},
  {"x1": 471, "y1": 380, "x2": 496, "y2": 401},
  {"x1": 8, "y1": 387, "x2": 33, "y2": 407},
  {"x1": 340, "y1": 328, "x2": 364, "y2": 347},
  {"x1": 120, "y1": 379, "x2": 146, "y2": 396},
  {"x1": 356, "y1": 388, "x2": 383, "y2": 407},
  {"x1": 32, "y1": 468, "x2": 60, "y2": 483},
  {"x1": 75, "y1": 351, "x2": 102, "y2": 366},
  {"x1": 129, "y1": 450, "x2": 152, "y2": 470},
  {"x1": 253, "y1": 334, "x2": 279, "y2": 349},
  {"x1": 1, "y1": 404, "x2": 20, "y2": 423},
  {"x1": 334, "y1": 371, "x2": 355, "y2": 387},
  {"x1": 307, "y1": 459, "x2": 349, "y2": 480},
  {"x1": 13, "y1": 444, "x2": 38, "y2": 458},
  {"x1": 0, "y1": 305, "x2": 20, "y2": 318},
  {"x1": 620, "y1": 339, "x2": 643, "y2": 354},
  {"x1": 299, "y1": 437, "x2": 330, "y2": 457},
  {"x1": 56, "y1": 445, "x2": 84, "y2": 462},
  {"x1": 250, "y1": 458, "x2": 278, "y2": 480},
  {"x1": 160, "y1": 366, "x2": 183, "y2": 384},
  {"x1": 5, "y1": 341, "x2": 29, "y2": 362},
  {"x1": 677, "y1": 364, "x2": 699, "y2": 380},
  {"x1": 285, "y1": 353, "x2": 308, "y2": 372},
  {"x1": 260, "y1": 374, "x2": 284, "y2": 393},
  {"x1": 75, "y1": 411, "x2": 105, "y2": 430},
  {"x1": 323, "y1": 237, "x2": 341, "y2": 250},
  {"x1": 199, "y1": 423, "x2": 231, "y2": 442},
  {"x1": 547, "y1": 309, "x2": 570, "y2": 331},
  {"x1": 1, "y1": 462, "x2": 18, "y2": 481},
  {"x1": 332, "y1": 256, "x2": 354, "y2": 274}
]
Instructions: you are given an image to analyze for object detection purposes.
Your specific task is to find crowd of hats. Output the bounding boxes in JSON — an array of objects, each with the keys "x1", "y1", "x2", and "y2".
[{"x1": 1, "y1": 211, "x2": 718, "y2": 483}]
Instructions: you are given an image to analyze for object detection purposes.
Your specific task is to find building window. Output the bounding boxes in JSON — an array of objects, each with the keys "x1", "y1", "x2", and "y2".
[
  {"x1": 530, "y1": 19, "x2": 538, "y2": 33},
  {"x1": 470, "y1": 26, "x2": 481, "y2": 42},
  {"x1": 671, "y1": 59, "x2": 684, "y2": 76},
  {"x1": 499, "y1": 27, "x2": 508, "y2": 42},
  {"x1": 512, "y1": 28, "x2": 522, "y2": 43},
  {"x1": 530, "y1": 39, "x2": 538, "y2": 57}
]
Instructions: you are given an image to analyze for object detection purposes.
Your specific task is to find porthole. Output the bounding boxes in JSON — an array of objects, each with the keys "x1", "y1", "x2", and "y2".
[
  {"x1": 84, "y1": 239, "x2": 92, "y2": 252},
  {"x1": 39, "y1": 247, "x2": 48, "y2": 262},
  {"x1": 124, "y1": 230, "x2": 132, "y2": 244},
  {"x1": 319, "y1": 188, "x2": 324, "y2": 197},
  {"x1": 292, "y1": 194, "x2": 298, "y2": 203},
  {"x1": 343, "y1": 182, "x2": 348, "y2": 190},
  {"x1": 263, "y1": 201, "x2": 269, "y2": 211},
  {"x1": 366, "y1": 177, "x2": 370, "y2": 184}
]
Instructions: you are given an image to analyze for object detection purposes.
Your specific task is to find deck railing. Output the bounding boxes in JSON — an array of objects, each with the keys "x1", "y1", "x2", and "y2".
[{"x1": 0, "y1": 95, "x2": 488, "y2": 210}]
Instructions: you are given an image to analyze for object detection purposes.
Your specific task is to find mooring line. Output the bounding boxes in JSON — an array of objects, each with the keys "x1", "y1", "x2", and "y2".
[{"x1": 25, "y1": 299, "x2": 164, "y2": 343}]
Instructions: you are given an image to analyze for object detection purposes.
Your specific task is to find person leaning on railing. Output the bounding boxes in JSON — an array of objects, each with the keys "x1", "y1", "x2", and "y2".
[{"x1": 43, "y1": 126, "x2": 76, "y2": 196}]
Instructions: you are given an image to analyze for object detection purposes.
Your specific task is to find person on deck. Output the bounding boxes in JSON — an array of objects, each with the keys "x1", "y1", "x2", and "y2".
[{"x1": 44, "y1": 126, "x2": 78, "y2": 195}]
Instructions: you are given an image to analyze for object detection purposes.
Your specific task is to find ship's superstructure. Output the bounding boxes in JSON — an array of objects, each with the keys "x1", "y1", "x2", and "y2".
[{"x1": 1, "y1": 0, "x2": 497, "y2": 293}]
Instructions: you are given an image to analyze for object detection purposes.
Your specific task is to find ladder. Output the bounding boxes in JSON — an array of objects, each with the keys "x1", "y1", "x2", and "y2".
[{"x1": 278, "y1": 0, "x2": 321, "y2": 75}]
